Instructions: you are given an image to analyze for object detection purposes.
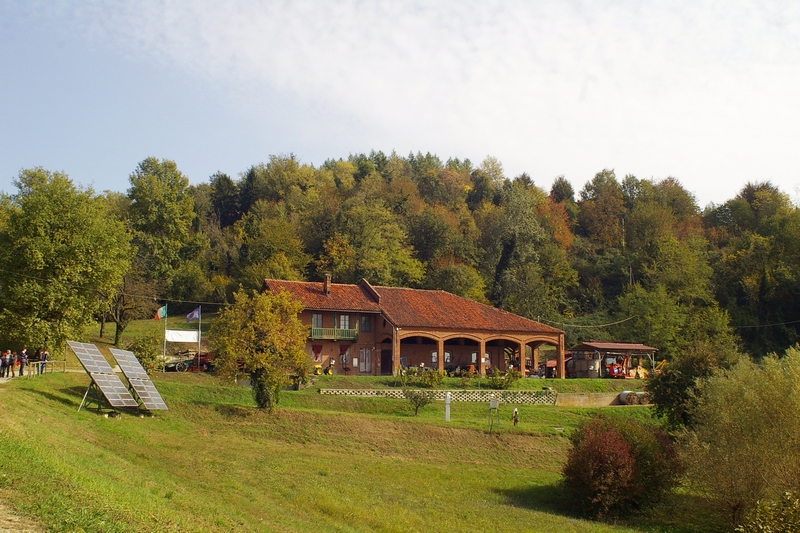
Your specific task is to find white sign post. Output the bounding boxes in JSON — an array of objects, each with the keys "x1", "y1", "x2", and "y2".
[
  {"x1": 488, "y1": 393, "x2": 500, "y2": 432},
  {"x1": 445, "y1": 392, "x2": 451, "y2": 422}
]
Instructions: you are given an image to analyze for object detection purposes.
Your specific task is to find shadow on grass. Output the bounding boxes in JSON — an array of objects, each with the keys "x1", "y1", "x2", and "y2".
[
  {"x1": 496, "y1": 484, "x2": 721, "y2": 533},
  {"x1": 28, "y1": 388, "x2": 82, "y2": 408},
  {"x1": 496, "y1": 482, "x2": 575, "y2": 517}
]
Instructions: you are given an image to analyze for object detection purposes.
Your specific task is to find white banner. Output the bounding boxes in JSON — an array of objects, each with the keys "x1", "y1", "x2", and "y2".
[{"x1": 165, "y1": 330, "x2": 199, "y2": 343}]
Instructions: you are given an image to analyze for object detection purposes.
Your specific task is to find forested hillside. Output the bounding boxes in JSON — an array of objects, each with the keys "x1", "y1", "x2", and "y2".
[{"x1": 2, "y1": 152, "x2": 798, "y2": 358}]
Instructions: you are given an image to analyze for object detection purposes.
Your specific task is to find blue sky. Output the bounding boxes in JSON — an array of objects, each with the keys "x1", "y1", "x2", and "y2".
[{"x1": 2, "y1": 1, "x2": 799, "y2": 207}]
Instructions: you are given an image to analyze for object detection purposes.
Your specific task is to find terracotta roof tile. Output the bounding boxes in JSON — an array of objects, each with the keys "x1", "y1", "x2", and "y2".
[
  {"x1": 263, "y1": 279, "x2": 381, "y2": 312},
  {"x1": 374, "y1": 286, "x2": 562, "y2": 334},
  {"x1": 264, "y1": 279, "x2": 562, "y2": 335}
]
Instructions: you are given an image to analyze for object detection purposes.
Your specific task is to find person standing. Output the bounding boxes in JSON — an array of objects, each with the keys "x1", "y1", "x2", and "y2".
[
  {"x1": 8, "y1": 351, "x2": 17, "y2": 378},
  {"x1": 2, "y1": 351, "x2": 10, "y2": 377},
  {"x1": 0, "y1": 351, "x2": 6, "y2": 378},
  {"x1": 18, "y1": 348, "x2": 27, "y2": 377},
  {"x1": 39, "y1": 350, "x2": 48, "y2": 375}
]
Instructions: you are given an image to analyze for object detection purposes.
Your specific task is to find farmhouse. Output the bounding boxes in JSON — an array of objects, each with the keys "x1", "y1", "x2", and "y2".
[{"x1": 263, "y1": 276, "x2": 566, "y2": 377}]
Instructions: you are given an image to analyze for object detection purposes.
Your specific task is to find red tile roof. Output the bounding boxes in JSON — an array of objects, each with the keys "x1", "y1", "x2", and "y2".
[
  {"x1": 570, "y1": 342, "x2": 657, "y2": 352},
  {"x1": 264, "y1": 278, "x2": 561, "y2": 335},
  {"x1": 375, "y1": 286, "x2": 561, "y2": 334},
  {"x1": 264, "y1": 279, "x2": 380, "y2": 312}
]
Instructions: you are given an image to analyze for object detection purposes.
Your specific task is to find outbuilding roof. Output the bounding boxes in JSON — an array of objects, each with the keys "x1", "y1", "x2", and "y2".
[
  {"x1": 569, "y1": 342, "x2": 657, "y2": 353},
  {"x1": 263, "y1": 278, "x2": 562, "y2": 335}
]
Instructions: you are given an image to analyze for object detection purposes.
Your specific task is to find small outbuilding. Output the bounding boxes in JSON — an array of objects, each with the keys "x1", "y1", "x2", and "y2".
[{"x1": 567, "y1": 341, "x2": 656, "y2": 379}]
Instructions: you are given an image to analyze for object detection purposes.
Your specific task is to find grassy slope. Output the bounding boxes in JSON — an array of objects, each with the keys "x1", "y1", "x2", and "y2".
[{"x1": 0, "y1": 372, "x2": 719, "y2": 532}]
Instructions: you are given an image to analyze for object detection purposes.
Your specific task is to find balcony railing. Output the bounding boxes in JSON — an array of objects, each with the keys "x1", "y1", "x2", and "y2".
[{"x1": 309, "y1": 327, "x2": 358, "y2": 341}]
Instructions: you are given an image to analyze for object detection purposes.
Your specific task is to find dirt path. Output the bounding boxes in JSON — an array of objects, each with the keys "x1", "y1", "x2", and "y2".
[{"x1": 0, "y1": 502, "x2": 42, "y2": 533}]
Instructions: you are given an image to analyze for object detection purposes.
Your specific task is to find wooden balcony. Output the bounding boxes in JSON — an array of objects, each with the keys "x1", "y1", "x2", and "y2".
[{"x1": 309, "y1": 327, "x2": 358, "y2": 341}]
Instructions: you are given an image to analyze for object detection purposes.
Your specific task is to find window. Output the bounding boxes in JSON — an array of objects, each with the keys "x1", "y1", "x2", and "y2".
[
  {"x1": 359, "y1": 348, "x2": 372, "y2": 373},
  {"x1": 360, "y1": 315, "x2": 371, "y2": 332},
  {"x1": 431, "y1": 351, "x2": 438, "y2": 363},
  {"x1": 471, "y1": 352, "x2": 477, "y2": 364},
  {"x1": 339, "y1": 315, "x2": 350, "y2": 330},
  {"x1": 312, "y1": 313, "x2": 323, "y2": 329},
  {"x1": 444, "y1": 351, "x2": 451, "y2": 363}
]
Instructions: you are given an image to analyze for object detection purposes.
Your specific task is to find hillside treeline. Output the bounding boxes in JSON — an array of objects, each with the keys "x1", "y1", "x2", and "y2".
[{"x1": 1, "y1": 152, "x2": 798, "y2": 358}]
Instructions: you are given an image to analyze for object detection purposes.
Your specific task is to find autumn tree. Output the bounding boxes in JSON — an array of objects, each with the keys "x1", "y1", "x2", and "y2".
[{"x1": 210, "y1": 288, "x2": 310, "y2": 411}]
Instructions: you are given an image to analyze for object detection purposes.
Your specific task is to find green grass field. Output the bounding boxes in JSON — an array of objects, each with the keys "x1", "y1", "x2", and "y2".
[{"x1": 0, "y1": 369, "x2": 721, "y2": 532}]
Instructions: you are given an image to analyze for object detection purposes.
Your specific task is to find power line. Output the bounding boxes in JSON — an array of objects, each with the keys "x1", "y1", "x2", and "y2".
[
  {"x1": 538, "y1": 315, "x2": 637, "y2": 328},
  {"x1": 0, "y1": 267, "x2": 228, "y2": 307},
  {"x1": 731, "y1": 319, "x2": 800, "y2": 329}
]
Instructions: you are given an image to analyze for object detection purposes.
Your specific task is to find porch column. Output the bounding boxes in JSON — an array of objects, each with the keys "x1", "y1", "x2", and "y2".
[
  {"x1": 393, "y1": 328, "x2": 401, "y2": 376},
  {"x1": 437, "y1": 338, "x2": 445, "y2": 373},
  {"x1": 478, "y1": 339, "x2": 486, "y2": 377},
  {"x1": 556, "y1": 334, "x2": 565, "y2": 379},
  {"x1": 532, "y1": 344, "x2": 539, "y2": 376}
]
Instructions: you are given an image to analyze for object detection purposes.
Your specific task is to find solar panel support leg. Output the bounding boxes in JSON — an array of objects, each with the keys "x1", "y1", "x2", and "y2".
[{"x1": 78, "y1": 382, "x2": 93, "y2": 412}]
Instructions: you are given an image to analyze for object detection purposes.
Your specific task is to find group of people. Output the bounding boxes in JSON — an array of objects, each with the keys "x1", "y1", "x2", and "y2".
[{"x1": 1, "y1": 348, "x2": 49, "y2": 378}]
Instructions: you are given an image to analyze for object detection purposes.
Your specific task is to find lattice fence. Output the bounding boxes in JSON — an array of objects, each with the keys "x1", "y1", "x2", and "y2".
[{"x1": 319, "y1": 389, "x2": 557, "y2": 405}]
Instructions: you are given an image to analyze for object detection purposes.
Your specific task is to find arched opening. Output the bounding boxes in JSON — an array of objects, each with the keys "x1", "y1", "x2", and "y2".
[
  {"x1": 526, "y1": 340, "x2": 563, "y2": 378},
  {"x1": 398, "y1": 335, "x2": 439, "y2": 370}
]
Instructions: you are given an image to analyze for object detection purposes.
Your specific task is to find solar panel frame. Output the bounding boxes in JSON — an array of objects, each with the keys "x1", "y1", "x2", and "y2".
[
  {"x1": 68, "y1": 341, "x2": 138, "y2": 410},
  {"x1": 109, "y1": 348, "x2": 169, "y2": 411}
]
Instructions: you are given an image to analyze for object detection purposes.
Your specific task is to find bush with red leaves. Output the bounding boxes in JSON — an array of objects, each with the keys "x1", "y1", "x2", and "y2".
[{"x1": 562, "y1": 416, "x2": 680, "y2": 519}]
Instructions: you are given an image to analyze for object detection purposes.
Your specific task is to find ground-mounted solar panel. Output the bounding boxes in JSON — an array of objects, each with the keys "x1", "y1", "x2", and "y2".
[
  {"x1": 108, "y1": 348, "x2": 149, "y2": 379},
  {"x1": 91, "y1": 374, "x2": 140, "y2": 408},
  {"x1": 68, "y1": 341, "x2": 116, "y2": 375},
  {"x1": 109, "y1": 348, "x2": 168, "y2": 410},
  {"x1": 68, "y1": 341, "x2": 138, "y2": 411},
  {"x1": 129, "y1": 379, "x2": 168, "y2": 410}
]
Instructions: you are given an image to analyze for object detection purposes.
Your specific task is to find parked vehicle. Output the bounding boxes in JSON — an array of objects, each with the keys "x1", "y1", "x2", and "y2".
[{"x1": 164, "y1": 352, "x2": 215, "y2": 372}]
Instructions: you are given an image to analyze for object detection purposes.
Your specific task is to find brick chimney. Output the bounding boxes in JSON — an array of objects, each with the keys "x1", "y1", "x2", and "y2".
[{"x1": 323, "y1": 274, "x2": 331, "y2": 295}]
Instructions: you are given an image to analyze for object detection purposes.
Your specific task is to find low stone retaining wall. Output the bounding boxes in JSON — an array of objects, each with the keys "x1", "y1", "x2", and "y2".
[
  {"x1": 319, "y1": 388, "x2": 557, "y2": 405},
  {"x1": 555, "y1": 392, "x2": 621, "y2": 407}
]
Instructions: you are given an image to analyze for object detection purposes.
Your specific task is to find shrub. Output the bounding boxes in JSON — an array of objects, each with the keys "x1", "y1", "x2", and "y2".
[
  {"x1": 123, "y1": 336, "x2": 162, "y2": 373},
  {"x1": 403, "y1": 388, "x2": 436, "y2": 415},
  {"x1": 735, "y1": 492, "x2": 800, "y2": 533},
  {"x1": 563, "y1": 416, "x2": 680, "y2": 519},
  {"x1": 647, "y1": 340, "x2": 739, "y2": 429},
  {"x1": 416, "y1": 369, "x2": 444, "y2": 388},
  {"x1": 681, "y1": 348, "x2": 800, "y2": 526},
  {"x1": 488, "y1": 368, "x2": 522, "y2": 390}
]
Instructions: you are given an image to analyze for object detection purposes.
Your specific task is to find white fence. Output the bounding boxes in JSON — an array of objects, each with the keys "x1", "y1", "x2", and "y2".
[{"x1": 319, "y1": 388, "x2": 557, "y2": 405}]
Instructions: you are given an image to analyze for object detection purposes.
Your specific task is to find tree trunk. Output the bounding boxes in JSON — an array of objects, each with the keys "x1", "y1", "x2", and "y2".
[{"x1": 114, "y1": 322, "x2": 126, "y2": 346}]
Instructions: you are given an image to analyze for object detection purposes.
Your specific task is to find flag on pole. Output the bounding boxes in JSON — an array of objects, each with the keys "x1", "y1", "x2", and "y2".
[
  {"x1": 154, "y1": 305, "x2": 168, "y2": 320},
  {"x1": 186, "y1": 307, "x2": 201, "y2": 323}
]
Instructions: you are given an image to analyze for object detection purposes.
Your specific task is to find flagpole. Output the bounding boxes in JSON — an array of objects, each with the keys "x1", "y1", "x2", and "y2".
[
  {"x1": 197, "y1": 306, "x2": 202, "y2": 371},
  {"x1": 162, "y1": 304, "x2": 168, "y2": 362}
]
